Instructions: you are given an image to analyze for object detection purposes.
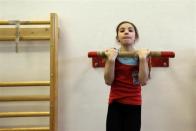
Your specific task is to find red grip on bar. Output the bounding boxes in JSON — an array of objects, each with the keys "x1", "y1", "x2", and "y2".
[
  {"x1": 161, "y1": 51, "x2": 175, "y2": 58},
  {"x1": 88, "y1": 51, "x2": 98, "y2": 57}
]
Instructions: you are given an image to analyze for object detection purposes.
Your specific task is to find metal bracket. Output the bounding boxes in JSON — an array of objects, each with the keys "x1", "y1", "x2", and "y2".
[
  {"x1": 150, "y1": 57, "x2": 169, "y2": 67},
  {"x1": 8, "y1": 20, "x2": 20, "y2": 52}
]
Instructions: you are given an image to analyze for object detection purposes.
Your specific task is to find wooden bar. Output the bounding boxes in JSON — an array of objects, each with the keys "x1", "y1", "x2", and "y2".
[
  {"x1": 88, "y1": 51, "x2": 175, "y2": 58},
  {"x1": 0, "y1": 127, "x2": 49, "y2": 131},
  {"x1": 117, "y1": 51, "x2": 162, "y2": 57},
  {"x1": 0, "y1": 81, "x2": 50, "y2": 87},
  {"x1": 0, "y1": 112, "x2": 49, "y2": 118},
  {"x1": 0, "y1": 95, "x2": 50, "y2": 101},
  {"x1": 0, "y1": 21, "x2": 50, "y2": 25},
  {"x1": 50, "y1": 13, "x2": 58, "y2": 131},
  {"x1": 0, "y1": 28, "x2": 50, "y2": 41}
]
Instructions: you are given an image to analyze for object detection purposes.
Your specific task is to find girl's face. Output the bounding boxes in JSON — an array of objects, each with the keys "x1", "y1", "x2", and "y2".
[{"x1": 117, "y1": 23, "x2": 136, "y2": 46}]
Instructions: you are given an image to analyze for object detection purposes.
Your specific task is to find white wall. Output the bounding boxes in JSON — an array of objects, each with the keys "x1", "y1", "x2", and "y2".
[{"x1": 0, "y1": 0, "x2": 195, "y2": 131}]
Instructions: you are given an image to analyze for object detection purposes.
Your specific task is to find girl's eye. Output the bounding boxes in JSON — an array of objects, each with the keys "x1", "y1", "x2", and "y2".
[
  {"x1": 120, "y1": 29, "x2": 125, "y2": 32},
  {"x1": 129, "y1": 29, "x2": 133, "y2": 32}
]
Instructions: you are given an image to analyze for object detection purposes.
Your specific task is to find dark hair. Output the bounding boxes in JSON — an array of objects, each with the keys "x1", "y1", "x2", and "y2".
[{"x1": 116, "y1": 21, "x2": 139, "y2": 41}]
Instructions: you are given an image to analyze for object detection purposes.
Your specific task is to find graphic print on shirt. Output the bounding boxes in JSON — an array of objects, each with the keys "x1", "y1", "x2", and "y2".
[
  {"x1": 132, "y1": 70, "x2": 140, "y2": 85},
  {"x1": 117, "y1": 57, "x2": 140, "y2": 86}
]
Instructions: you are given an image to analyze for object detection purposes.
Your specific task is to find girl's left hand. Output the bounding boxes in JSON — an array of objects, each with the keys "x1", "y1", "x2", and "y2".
[{"x1": 137, "y1": 49, "x2": 150, "y2": 59}]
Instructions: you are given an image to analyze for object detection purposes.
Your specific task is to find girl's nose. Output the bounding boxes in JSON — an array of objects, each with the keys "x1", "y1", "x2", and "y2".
[
  {"x1": 124, "y1": 29, "x2": 129, "y2": 34},
  {"x1": 124, "y1": 31, "x2": 129, "y2": 35}
]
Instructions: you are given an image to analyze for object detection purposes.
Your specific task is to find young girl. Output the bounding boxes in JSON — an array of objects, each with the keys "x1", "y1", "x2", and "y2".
[{"x1": 104, "y1": 21, "x2": 150, "y2": 131}]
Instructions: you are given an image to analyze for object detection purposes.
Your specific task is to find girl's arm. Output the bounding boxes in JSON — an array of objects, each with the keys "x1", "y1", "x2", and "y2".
[
  {"x1": 104, "y1": 48, "x2": 118, "y2": 85},
  {"x1": 138, "y1": 49, "x2": 150, "y2": 86}
]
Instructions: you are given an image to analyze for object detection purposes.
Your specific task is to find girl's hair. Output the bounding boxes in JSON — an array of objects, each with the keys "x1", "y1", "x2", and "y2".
[{"x1": 116, "y1": 21, "x2": 139, "y2": 41}]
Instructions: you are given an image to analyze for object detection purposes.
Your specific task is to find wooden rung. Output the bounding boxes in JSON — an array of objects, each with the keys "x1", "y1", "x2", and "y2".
[
  {"x1": 0, "y1": 81, "x2": 50, "y2": 87},
  {"x1": 0, "y1": 95, "x2": 50, "y2": 102},
  {"x1": 0, "y1": 127, "x2": 49, "y2": 131},
  {"x1": 0, "y1": 28, "x2": 50, "y2": 41},
  {"x1": 0, "y1": 112, "x2": 49, "y2": 118},
  {"x1": 0, "y1": 36, "x2": 49, "y2": 41},
  {"x1": 0, "y1": 21, "x2": 50, "y2": 25}
]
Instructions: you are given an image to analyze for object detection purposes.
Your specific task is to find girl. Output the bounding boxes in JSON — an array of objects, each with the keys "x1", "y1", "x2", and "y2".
[{"x1": 104, "y1": 21, "x2": 150, "y2": 131}]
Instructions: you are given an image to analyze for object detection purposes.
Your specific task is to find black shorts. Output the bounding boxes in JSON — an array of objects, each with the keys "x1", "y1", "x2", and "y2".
[{"x1": 106, "y1": 102, "x2": 141, "y2": 131}]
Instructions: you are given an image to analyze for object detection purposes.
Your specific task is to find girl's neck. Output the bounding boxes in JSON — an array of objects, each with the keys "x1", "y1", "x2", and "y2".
[{"x1": 120, "y1": 45, "x2": 135, "y2": 52}]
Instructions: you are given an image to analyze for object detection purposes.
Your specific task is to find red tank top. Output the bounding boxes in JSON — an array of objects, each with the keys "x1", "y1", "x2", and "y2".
[{"x1": 109, "y1": 59, "x2": 142, "y2": 105}]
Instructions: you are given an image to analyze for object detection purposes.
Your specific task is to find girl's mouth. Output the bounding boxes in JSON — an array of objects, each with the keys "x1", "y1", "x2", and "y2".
[{"x1": 123, "y1": 36, "x2": 131, "y2": 39}]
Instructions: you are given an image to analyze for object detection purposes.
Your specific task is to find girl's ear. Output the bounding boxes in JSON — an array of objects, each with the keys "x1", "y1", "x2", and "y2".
[{"x1": 116, "y1": 36, "x2": 120, "y2": 42}]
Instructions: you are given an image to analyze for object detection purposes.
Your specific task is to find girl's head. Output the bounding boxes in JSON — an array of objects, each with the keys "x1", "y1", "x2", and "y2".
[{"x1": 116, "y1": 21, "x2": 139, "y2": 46}]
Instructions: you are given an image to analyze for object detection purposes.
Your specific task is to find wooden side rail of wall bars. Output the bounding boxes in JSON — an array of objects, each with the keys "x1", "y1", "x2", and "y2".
[{"x1": 0, "y1": 13, "x2": 58, "y2": 131}]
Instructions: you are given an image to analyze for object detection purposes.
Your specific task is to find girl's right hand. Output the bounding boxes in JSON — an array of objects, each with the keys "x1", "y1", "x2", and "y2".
[{"x1": 104, "y1": 48, "x2": 118, "y2": 61}]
